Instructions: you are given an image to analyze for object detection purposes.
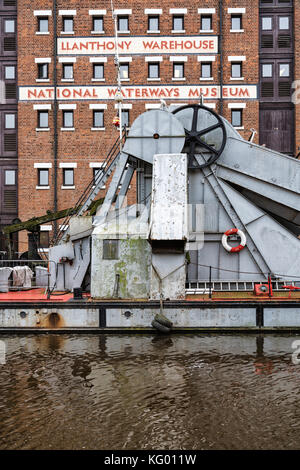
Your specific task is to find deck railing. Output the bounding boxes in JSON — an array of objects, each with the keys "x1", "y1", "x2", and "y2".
[{"x1": 0, "y1": 259, "x2": 56, "y2": 293}]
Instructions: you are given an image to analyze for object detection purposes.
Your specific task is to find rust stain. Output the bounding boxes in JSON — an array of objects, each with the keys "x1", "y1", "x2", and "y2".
[{"x1": 39, "y1": 312, "x2": 65, "y2": 329}]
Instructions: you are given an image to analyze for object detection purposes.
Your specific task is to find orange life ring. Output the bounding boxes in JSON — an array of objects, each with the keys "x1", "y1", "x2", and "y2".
[
  {"x1": 222, "y1": 228, "x2": 246, "y2": 253},
  {"x1": 113, "y1": 116, "x2": 120, "y2": 127}
]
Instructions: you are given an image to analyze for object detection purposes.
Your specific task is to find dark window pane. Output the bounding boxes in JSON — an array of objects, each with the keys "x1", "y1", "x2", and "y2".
[
  {"x1": 39, "y1": 231, "x2": 50, "y2": 248},
  {"x1": 38, "y1": 63, "x2": 48, "y2": 79},
  {"x1": 5, "y1": 83, "x2": 16, "y2": 99},
  {"x1": 121, "y1": 110, "x2": 129, "y2": 127},
  {"x1": 4, "y1": 134, "x2": 16, "y2": 152},
  {"x1": 3, "y1": 189, "x2": 16, "y2": 210},
  {"x1": 4, "y1": 37, "x2": 16, "y2": 51},
  {"x1": 261, "y1": 82, "x2": 274, "y2": 97},
  {"x1": 103, "y1": 240, "x2": 119, "y2": 260}
]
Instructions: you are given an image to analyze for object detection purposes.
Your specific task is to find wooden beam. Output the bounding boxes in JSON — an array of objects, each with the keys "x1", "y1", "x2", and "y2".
[{"x1": 2, "y1": 199, "x2": 104, "y2": 235}]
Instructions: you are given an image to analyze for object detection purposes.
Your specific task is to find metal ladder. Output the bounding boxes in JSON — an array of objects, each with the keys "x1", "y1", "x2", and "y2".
[{"x1": 53, "y1": 132, "x2": 126, "y2": 245}]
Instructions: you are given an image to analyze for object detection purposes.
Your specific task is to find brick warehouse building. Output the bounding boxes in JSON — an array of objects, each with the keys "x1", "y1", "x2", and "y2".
[{"x1": 0, "y1": 0, "x2": 297, "y2": 255}]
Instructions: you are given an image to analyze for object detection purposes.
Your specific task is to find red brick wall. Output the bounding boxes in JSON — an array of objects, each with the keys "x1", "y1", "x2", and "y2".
[{"x1": 17, "y1": 0, "x2": 260, "y2": 251}]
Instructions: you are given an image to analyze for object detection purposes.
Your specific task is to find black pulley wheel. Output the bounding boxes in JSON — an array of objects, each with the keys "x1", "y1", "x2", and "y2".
[{"x1": 173, "y1": 104, "x2": 227, "y2": 169}]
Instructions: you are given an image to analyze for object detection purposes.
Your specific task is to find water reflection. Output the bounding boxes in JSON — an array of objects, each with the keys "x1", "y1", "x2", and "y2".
[{"x1": 0, "y1": 333, "x2": 300, "y2": 450}]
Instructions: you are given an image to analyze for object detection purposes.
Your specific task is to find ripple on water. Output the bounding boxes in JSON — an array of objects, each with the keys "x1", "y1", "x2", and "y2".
[{"x1": 1, "y1": 333, "x2": 300, "y2": 449}]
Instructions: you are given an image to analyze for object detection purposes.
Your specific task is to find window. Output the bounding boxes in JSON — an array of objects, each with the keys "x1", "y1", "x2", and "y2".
[
  {"x1": 5, "y1": 114, "x2": 15, "y2": 129},
  {"x1": 173, "y1": 62, "x2": 184, "y2": 79},
  {"x1": 38, "y1": 169, "x2": 49, "y2": 187},
  {"x1": 173, "y1": 15, "x2": 184, "y2": 31},
  {"x1": 148, "y1": 15, "x2": 159, "y2": 31},
  {"x1": 39, "y1": 231, "x2": 50, "y2": 249},
  {"x1": 261, "y1": 59, "x2": 293, "y2": 100},
  {"x1": 93, "y1": 16, "x2": 104, "y2": 32},
  {"x1": 279, "y1": 16, "x2": 289, "y2": 30},
  {"x1": 5, "y1": 19, "x2": 15, "y2": 33},
  {"x1": 38, "y1": 63, "x2": 49, "y2": 80},
  {"x1": 262, "y1": 63, "x2": 273, "y2": 77},
  {"x1": 63, "y1": 111, "x2": 74, "y2": 128},
  {"x1": 63, "y1": 63, "x2": 73, "y2": 80},
  {"x1": 120, "y1": 63, "x2": 129, "y2": 80},
  {"x1": 4, "y1": 65, "x2": 16, "y2": 100},
  {"x1": 63, "y1": 169, "x2": 74, "y2": 186},
  {"x1": 5, "y1": 170, "x2": 15, "y2": 185},
  {"x1": 279, "y1": 63, "x2": 290, "y2": 77},
  {"x1": 121, "y1": 110, "x2": 129, "y2": 127},
  {"x1": 93, "y1": 63, "x2": 104, "y2": 79},
  {"x1": 201, "y1": 15, "x2": 212, "y2": 31},
  {"x1": 231, "y1": 62, "x2": 242, "y2": 78},
  {"x1": 201, "y1": 62, "x2": 212, "y2": 79},
  {"x1": 103, "y1": 240, "x2": 119, "y2": 260},
  {"x1": 148, "y1": 62, "x2": 159, "y2": 79},
  {"x1": 38, "y1": 17, "x2": 49, "y2": 33},
  {"x1": 63, "y1": 16, "x2": 74, "y2": 33},
  {"x1": 5, "y1": 66, "x2": 15, "y2": 79},
  {"x1": 231, "y1": 15, "x2": 242, "y2": 30},
  {"x1": 117, "y1": 15, "x2": 129, "y2": 32},
  {"x1": 93, "y1": 110, "x2": 104, "y2": 128},
  {"x1": 93, "y1": 167, "x2": 102, "y2": 185},
  {"x1": 231, "y1": 110, "x2": 243, "y2": 127},
  {"x1": 38, "y1": 111, "x2": 49, "y2": 129},
  {"x1": 262, "y1": 17, "x2": 272, "y2": 30}
]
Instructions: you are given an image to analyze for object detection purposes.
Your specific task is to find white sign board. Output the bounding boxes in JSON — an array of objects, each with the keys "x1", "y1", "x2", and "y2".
[
  {"x1": 19, "y1": 85, "x2": 258, "y2": 101},
  {"x1": 58, "y1": 36, "x2": 218, "y2": 55}
]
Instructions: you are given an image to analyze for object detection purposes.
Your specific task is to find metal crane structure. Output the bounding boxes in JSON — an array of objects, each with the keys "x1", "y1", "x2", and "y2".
[{"x1": 48, "y1": 104, "x2": 300, "y2": 300}]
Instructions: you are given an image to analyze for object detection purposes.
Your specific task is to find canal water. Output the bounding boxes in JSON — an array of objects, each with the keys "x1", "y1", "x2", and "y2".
[{"x1": 0, "y1": 333, "x2": 300, "y2": 450}]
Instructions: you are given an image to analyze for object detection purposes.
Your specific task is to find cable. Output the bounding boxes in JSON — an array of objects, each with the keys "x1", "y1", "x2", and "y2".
[{"x1": 188, "y1": 260, "x2": 300, "y2": 280}]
